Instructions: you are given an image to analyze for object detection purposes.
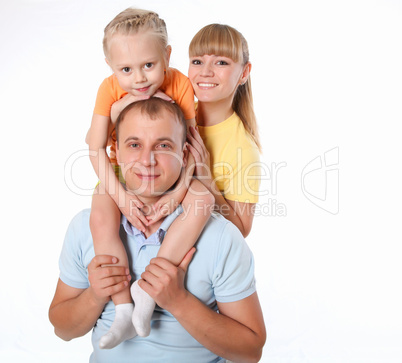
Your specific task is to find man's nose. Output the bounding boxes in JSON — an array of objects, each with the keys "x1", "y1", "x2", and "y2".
[{"x1": 139, "y1": 148, "x2": 156, "y2": 166}]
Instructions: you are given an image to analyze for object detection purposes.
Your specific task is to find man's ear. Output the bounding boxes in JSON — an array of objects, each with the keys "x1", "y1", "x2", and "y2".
[{"x1": 182, "y1": 142, "x2": 189, "y2": 168}]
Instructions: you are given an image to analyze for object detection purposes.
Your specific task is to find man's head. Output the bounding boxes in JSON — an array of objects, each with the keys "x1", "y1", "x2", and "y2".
[{"x1": 115, "y1": 98, "x2": 187, "y2": 202}]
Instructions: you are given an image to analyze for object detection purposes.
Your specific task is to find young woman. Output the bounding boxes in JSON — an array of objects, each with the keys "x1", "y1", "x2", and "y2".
[{"x1": 187, "y1": 23, "x2": 262, "y2": 237}]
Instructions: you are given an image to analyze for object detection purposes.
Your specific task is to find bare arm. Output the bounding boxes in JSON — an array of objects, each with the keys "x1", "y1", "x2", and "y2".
[
  {"x1": 139, "y1": 250, "x2": 266, "y2": 362},
  {"x1": 87, "y1": 113, "x2": 147, "y2": 230},
  {"x1": 49, "y1": 255, "x2": 131, "y2": 341},
  {"x1": 187, "y1": 126, "x2": 255, "y2": 237}
]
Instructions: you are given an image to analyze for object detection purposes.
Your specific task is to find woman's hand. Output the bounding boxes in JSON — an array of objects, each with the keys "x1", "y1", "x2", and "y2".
[{"x1": 186, "y1": 126, "x2": 212, "y2": 179}]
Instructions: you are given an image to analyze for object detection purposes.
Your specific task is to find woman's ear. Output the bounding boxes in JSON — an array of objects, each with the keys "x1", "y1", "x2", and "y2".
[{"x1": 240, "y1": 62, "x2": 252, "y2": 85}]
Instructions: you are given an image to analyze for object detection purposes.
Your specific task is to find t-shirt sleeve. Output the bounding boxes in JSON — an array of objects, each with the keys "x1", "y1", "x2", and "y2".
[
  {"x1": 212, "y1": 221, "x2": 256, "y2": 303},
  {"x1": 58, "y1": 212, "x2": 91, "y2": 289},
  {"x1": 176, "y1": 77, "x2": 195, "y2": 120},
  {"x1": 93, "y1": 77, "x2": 116, "y2": 117},
  {"x1": 224, "y1": 145, "x2": 261, "y2": 203},
  {"x1": 166, "y1": 69, "x2": 195, "y2": 120}
]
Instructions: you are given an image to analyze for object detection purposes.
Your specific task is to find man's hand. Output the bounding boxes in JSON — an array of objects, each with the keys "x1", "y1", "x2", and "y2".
[
  {"x1": 138, "y1": 248, "x2": 196, "y2": 313},
  {"x1": 88, "y1": 255, "x2": 131, "y2": 306}
]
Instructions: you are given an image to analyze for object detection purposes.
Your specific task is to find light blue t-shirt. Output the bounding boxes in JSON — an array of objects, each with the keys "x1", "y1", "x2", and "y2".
[{"x1": 59, "y1": 207, "x2": 256, "y2": 363}]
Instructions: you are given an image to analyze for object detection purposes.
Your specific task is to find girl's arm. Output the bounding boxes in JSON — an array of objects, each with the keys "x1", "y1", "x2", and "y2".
[
  {"x1": 187, "y1": 126, "x2": 255, "y2": 237},
  {"x1": 87, "y1": 113, "x2": 148, "y2": 231},
  {"x1": 152, "y1": 116, "x2": 213, "y2": 266}
]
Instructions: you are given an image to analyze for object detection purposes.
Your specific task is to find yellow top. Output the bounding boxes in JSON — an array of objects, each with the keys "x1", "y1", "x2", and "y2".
[{"x1": 197, "y1": 112, "x2": 261, "y2": 203}]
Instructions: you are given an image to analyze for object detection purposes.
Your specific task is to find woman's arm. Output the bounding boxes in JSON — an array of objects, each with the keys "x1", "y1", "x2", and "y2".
[{"x1": 186, "y1": 126, "x2": 255, "y2": 237}]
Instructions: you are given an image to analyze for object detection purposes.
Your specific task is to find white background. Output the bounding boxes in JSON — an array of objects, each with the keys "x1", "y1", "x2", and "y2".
[{"x1": 1, "y1": 0, "x2": 401, "y2": 362}]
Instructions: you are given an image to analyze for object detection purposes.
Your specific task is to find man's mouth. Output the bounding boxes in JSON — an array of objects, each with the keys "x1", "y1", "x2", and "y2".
[{"x1": 135, "y1": 173, "x2": 159, "y2": 180}]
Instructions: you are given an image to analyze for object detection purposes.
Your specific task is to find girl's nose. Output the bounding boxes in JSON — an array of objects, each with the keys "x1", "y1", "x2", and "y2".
[{"x1": 133, "y1": 70, "x2": 147, "y2": 83}]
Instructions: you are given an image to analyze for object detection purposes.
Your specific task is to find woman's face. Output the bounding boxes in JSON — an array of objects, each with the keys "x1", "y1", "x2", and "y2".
[{"x1": 188, "y1": 54, "x2": 248, "y2": 104}]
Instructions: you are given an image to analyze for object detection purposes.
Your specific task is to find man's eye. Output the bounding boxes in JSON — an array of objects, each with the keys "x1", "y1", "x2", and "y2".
[
  {"x1": 158, "y1": 143, "x2": 171, "y2": 149},
  {"x1": 122, "y1": 67, "x2": 131, "y2": 73},
  {"x1": 129, "y1": 143, "x2": 139, "y2": 148}
]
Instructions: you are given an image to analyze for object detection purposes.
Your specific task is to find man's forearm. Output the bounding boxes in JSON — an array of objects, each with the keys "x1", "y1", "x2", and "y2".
[
  {"x1": 49, "y1": 287, "x2": 105, "y2": 341},
  {"x1": 171, "y1": 293, "x2": 264, "y2": 363}
]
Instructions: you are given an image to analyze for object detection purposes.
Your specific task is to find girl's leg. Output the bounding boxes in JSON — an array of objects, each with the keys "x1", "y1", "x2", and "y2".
[
  {"x1": 91, "y1": 185, "x2": 136, "y2": 349},
  {"x1": 132, "y1": 179, "x2": 214, "y2": 337}
]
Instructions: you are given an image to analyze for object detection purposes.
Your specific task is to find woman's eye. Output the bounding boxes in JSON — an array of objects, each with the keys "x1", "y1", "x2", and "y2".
[{"x1": 122, "y1": 67, "x2": 131, "y2": 73}]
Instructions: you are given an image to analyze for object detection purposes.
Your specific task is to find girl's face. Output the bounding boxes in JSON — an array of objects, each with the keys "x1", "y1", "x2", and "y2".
[
  {"x1": 188, "y1": 54, "x2": 249, "y2": 104},
  {"x1": 107, "y1": 32, "x2": 169, "y2": 97}
]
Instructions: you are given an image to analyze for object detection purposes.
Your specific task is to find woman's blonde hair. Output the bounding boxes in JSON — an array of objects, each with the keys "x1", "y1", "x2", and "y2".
[
  {"x1": 189, "y1": 24, "x2": 261, "y2": 151},
  {"x1": 103, "y1": 8, "x2": 169, "y2": 63}
]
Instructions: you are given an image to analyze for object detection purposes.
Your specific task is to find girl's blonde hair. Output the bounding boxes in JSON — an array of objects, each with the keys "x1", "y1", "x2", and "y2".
[
  {"x1": 103, "y1": 8, "x2": 169, "y2": 63},
  {"x1": 189, "y1": 24, "x2": 261, "y2": 151}
]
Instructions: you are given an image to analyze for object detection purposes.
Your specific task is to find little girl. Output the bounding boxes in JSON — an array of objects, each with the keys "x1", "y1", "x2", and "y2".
[{"x1": 86, "y1": 8, "x2": 213, "y2": 349}]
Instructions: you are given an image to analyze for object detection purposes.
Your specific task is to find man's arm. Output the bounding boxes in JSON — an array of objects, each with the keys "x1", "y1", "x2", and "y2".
[
  {"x1": 138, "y1": 249, "x2": 266, "y2": 363},
  {"x1": 49, "y1": 255, "x2": 131, "y2": 341}
]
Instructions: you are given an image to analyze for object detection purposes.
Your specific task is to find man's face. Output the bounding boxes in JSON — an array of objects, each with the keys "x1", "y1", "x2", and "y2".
[{"x1": 116, "y1": 108, "x2": 186, "y2": 201}]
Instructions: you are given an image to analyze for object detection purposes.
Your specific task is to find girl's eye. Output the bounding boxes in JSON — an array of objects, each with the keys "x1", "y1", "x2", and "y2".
[
  {"x1": 144, "y1": 63, "x2": 153, "y2": 69},
  {"x1": 217, "y1": 60, "x2": 229, "y2": 66},
  {"x1": 122, "y1": 67, "x2": 131, "y2": 73},
  {"x1": 191, "y1": 59, "x2": 202, "y2": 65}
]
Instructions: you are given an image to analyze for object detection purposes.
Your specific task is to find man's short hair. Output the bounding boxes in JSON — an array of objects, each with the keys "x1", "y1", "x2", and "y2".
[{"x1": 115, "y1": 98, "x2": 187, "y2": 147}]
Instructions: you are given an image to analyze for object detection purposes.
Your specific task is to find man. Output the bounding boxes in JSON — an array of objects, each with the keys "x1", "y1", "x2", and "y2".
[{"x1": 49, "y1": 98, "x2": 266, "y2": 362}]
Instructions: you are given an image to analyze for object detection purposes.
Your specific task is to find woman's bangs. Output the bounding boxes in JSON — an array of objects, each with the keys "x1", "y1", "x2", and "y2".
[{"x1": 189, "y1": 24, "x2": 242, "y2": 62}]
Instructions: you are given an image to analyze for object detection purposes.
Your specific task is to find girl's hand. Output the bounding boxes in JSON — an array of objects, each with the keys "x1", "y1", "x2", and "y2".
[
  {"x1": 110, "y1": 93, "x2": 150, "y2": 123},
  {"x1": 186, "y1": 126, "x2": 211, "y2": 178},
  {"x1": 119, "y1": 191, "x2": 149, "y2": 233},
  {"x1": 152, "y1": 90, "x2": 174, "y2": 103}
]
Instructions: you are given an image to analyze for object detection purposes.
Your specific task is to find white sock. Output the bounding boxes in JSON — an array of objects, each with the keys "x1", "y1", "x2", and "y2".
[
  {"x1": 99, "y1": 303, "x2": 136, "y2": 349},
  {"x1": 131, "y1": 280, "x2": 156, "y2": 337}
]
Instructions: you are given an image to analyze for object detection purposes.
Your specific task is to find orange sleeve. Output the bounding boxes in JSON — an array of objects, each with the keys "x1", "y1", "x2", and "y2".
[
  {"x1": 162, "y1": 68, "x2": 195, "y2": 120},
  {"x1": 93, "y1": 75, "x2": 127, "y2": 116}
]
